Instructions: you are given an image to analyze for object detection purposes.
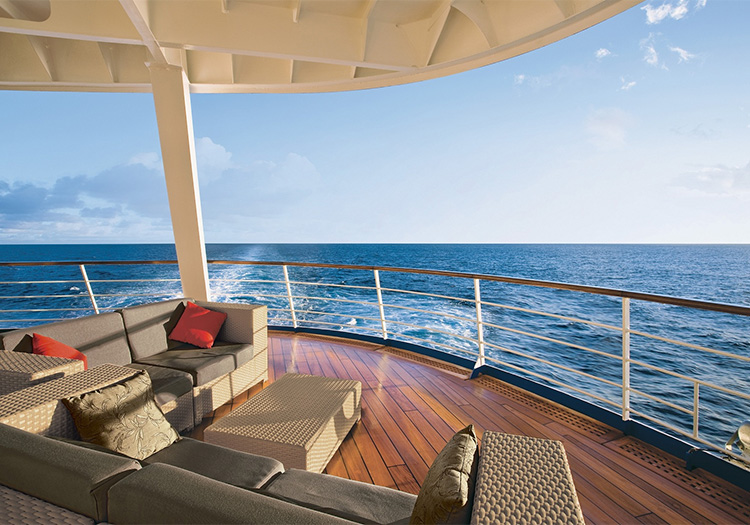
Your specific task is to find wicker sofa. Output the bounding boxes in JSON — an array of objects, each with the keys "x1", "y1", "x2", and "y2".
[
  {"x1": 0, "y1": 418, "x2": 585, "y2": 524},
  {"x1": 0, "y1": 421, "x2": 394, "y2": 524},
  {"x1": 0, "y1": 298, "x2": 268, "y2": 430}
]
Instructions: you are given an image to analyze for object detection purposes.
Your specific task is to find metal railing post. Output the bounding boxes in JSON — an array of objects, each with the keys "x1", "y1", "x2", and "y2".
[
  {"x1": 693, "y1": 382, "x2": 700, "y2": 439},
  {"x1": 283, "y1": 265, "x2": 298, "y2": 328},
  {"x1": 622, "y1": 297, "x2": 631, "y2": 421},
  {"x1": 474, "y1": 278, "x2": 485, "y2": 369},
  {"x1": 374, "y1": 270, "x2": 388, "y2": 339},
  {"x1": 79, "y1": 264, "x2": 100, "y2": 314}
]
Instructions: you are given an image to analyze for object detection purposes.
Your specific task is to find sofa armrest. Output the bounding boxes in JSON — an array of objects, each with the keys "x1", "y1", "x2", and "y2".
[
  {"x1": 470, "y1": 432, "x2": 584, "y2": 525},
  {"x1": 196, "y1": 301, "x2": 267, "y2": 349}
]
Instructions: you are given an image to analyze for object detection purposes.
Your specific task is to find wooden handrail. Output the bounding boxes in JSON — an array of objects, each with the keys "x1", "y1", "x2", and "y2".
[{"x1": 2, "y1": 259, "x2": 748, "y2": 317}]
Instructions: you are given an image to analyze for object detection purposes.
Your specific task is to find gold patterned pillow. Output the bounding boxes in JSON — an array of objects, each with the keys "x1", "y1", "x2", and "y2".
[
  {"x1": 410, "y1": 425, "x2": 479, "y2": 524},
  {"x1": 62, "y1": 370, "x2": 179, "y2": 460}
]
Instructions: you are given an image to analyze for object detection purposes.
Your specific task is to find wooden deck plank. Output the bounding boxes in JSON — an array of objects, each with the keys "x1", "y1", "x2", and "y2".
[
  {"x1": 337, "y1": 425, "x2": 373, "y2": 484},
  {"x1": 362, "y1": 392, "x2": 431, "y2": 482},
  {"x1": 190, "y1": 332, "x2": 750, "y2": 524},
  {"x1": 388, "y1": 464, "x2": 421, "y2": 495},
  {"x1": 575, "y1": 479, "x2": 632, "y2": 525},
  {"x1": 360, "y1": 415, "x2": 403, "y2": 469},
  {"x1": 350, "y1": 422, "x2": 397, "y2": 489}
]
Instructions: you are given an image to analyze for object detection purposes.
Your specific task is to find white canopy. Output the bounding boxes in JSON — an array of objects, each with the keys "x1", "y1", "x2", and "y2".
[
  {"x1": 1, "y1": 0, "x2": 639, "y2": 93},
  {"x1": 0, "y1": 0, "x2": 640, "y2": 300}
]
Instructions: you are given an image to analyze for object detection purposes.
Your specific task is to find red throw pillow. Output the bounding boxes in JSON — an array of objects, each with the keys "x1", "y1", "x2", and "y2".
[
  {"x1": 32, "y1": 333, "x2": 88, "y2": 370},
  {"x1": 168, "y1": 301, "x2": 227, "y2": 349}
]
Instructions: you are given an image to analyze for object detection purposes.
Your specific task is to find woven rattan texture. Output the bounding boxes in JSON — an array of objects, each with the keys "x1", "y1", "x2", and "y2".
[
  {"x1": 207, "y1": 373, "x2": 360, "y2": 445},
  {"x1": 204, "y1": 373, "x2": 361, "y2": 472},
  {"x1": 0, "y1": 485, "x2": 94, "y2": 525},
  {"x1": 0, "y1": 353, "x2": 85, "y2": 395},
  {"x1": 0, "y1": 364, "x2": 138, "y2": 436},
  {"x1": 159, "y1": 391, "x2": 194, "y2": 433},
  {"x1": 193, "y1": 348, "x2": 268, "y2": 423},
  {"x1": 200, "y1": 302, "x2": 267, "y2": 348},
  {"x1": 470, "y1": 432, "x2": 585, "y2": 525}
]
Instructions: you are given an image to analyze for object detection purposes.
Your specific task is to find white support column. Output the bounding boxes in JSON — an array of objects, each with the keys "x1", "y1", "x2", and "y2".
[{"x1": 149, "y1": 64, "x2": 210, "y2": 301}]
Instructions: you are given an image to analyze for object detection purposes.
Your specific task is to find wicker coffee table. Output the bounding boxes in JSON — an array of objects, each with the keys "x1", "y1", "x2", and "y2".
[
  {"x1": 0, "y1": 352, "x2": 86, "y2": 396},
  {"x1": 204, "y1": 373, "x2": 362, "y2": 473},
  {"x1": 0, "y1": 364, "x2": 139, "y2": 437}
]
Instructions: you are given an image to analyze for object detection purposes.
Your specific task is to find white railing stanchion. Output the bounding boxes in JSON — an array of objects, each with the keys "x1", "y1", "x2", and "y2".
[
  {"x1": 622, "y1": 297, "x2": 631, "y2": 421},
  {"x1": 79, "y1": 264, "x2": 99, "y2": 314},
  {"x1": 474, "y1": 279, "x2": 485, "y2": 369},
  {"x1": 283, "y1": 265, "x2": 298, "y2": 328},
  {"x1": 374, "y1": 269, "x2": 388, "y2": 339},
  {"x1": 693, "y1": 382, "x2": 700, "y2": 439}
]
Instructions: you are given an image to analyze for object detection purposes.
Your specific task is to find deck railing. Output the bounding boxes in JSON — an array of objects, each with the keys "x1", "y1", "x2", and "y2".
[{"x1": 1, "y1": 259, "x2": 749, "y2": 464}]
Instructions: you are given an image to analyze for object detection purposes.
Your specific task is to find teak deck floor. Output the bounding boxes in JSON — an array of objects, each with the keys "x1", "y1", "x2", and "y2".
[{"x1": 190, "y1": 332, "x2": 750, "y2": 524}]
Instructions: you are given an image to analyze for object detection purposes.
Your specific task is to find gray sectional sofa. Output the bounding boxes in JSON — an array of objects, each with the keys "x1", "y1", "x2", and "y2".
[
  {"x1": 0, "y1": 299, "x2": 586, "y2": 525},
  {"x1": 0, "y1": 422, "x2": 416, "y2": 524},
  {"x1": 0, "y1": 298, "x2": 268, "y2": 430}
]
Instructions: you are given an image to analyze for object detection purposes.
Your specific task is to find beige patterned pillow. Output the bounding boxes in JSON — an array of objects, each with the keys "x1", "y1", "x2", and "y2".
[
  {"x1": 62, "y1": 370, "x2": 179, "y2": 460},
  {"x1": 410, "y1": 425, "x2": 479, "y2": 524}
]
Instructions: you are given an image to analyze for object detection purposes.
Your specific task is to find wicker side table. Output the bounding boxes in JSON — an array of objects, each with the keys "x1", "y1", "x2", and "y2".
[
  {"x1": 470, "y1": 432, "x2": 585, "y2": 525},
  {"x1": 0, "y1": 351, "x2": 86, "y2": 395},
  {"x1": 0, "y1": 363, "x2": 138, "y2": 437}
]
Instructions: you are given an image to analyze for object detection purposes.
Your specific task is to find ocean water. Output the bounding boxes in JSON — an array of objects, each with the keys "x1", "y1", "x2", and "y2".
[{"x1": 1, "y1": 243, "x2": 749, "y2": 449}]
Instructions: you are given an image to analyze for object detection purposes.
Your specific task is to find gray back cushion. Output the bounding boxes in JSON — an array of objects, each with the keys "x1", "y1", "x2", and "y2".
[
  {"x1": 107, "y1": 463, "x2": 356, "y2": 525},
  {"x1": 264, "y1": 468, "x2": 416, "y2": 524},
  {"x1": 0, "y1": 312, "x2": 133, "y2": 368},
  {"x1": 0, "y1": 422, "x2": 140, "y2": 522},
  {"x1": 144, "y1": 437, "x2": 284, "y2": 490},
  {"x1": 119, "y1": 298, "x2": 189, "y2": 360}
]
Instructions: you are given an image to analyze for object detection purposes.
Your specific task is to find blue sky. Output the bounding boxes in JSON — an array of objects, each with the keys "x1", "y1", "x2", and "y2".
[{"x1": 1, "y1": 0, "x2": 748, "y2": 244}]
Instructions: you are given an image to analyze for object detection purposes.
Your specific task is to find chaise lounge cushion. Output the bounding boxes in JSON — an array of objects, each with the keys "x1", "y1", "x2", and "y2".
[
  {"x1": 107, "y1": 463, "x2": 356, "y2": 525},
  {"x1": 0, "y1": 423, "x2": 140, "y2": 522},
  {"x1": 0, "y1": 312, "x2": 133, "y2": 368},
  {"x1": 144, "y1": 437, "x2": 284, "y2": 490},
  {"x1": 264, "y1": 468, "x2": 417, "y2": 525}
]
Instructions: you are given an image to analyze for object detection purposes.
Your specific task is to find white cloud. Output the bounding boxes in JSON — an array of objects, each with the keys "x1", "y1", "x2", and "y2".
[
  {"x1": 644, "y1": 44, "x2": 660, "y2": 66},
  {"x1": 673, "y1": 162, "x2": 750, "y2": 196},
  {"x1": 514, "y1": 74, "x2": 526, "y2": 85},
  {"x1": 640, "y1": 34, "x2": 668, "y2": 68},
  {"x1": 0, "y1": 163, "x2": 173, "y2": 242},
  {"x1": 669, "y1": 46, "x2": 695, "y2": 62},
  {"x1": 0, "y1": 144, "x2": 325, "y2": 242},
  {"x1": 642, "y1": 0, "x2": 689, "y2": 24},
  {"x1": 620, "y1": 78, "x2": 637, "y2": 91},
  {"x1": 586, "y1": 108, "x2": 634, "y2": 150},
  {"x1": 196, "y1": 136, "x2": 233, "y2": 179},
  {"x1": 595, "y1": 48, "x2": 612, "y2": 60},
  {"x1": 695, "y1": 0, "x2": 707, "y2": 9},
  {"x1": 128, "y1": 152, "x2": 161, "y2": 171}
]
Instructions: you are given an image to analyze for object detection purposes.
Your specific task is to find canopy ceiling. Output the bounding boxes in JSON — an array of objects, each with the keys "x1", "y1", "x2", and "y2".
[{"x1": 1, "y1": 0, "x2": 640, "y2": 94}]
